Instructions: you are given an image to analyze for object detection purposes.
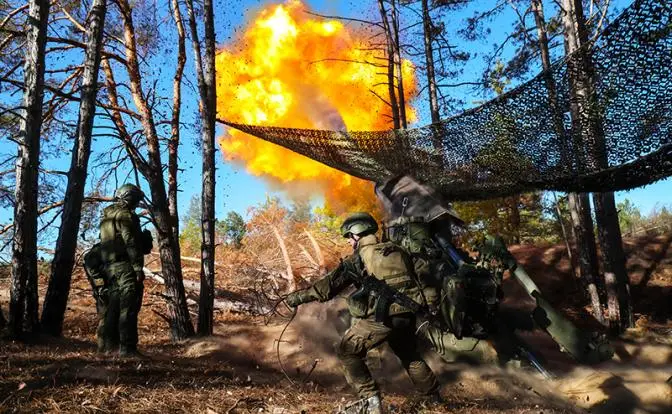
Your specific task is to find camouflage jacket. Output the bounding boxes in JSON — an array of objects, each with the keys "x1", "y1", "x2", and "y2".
[
  {"x1": 296, "y1": 235, "x2": 437, "y2": 317},
  {"x1": 99, "y1": 203, "x2": 145, "y2": 272}
]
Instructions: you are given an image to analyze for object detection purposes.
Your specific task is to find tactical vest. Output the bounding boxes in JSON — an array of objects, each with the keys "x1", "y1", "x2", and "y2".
[{"x1": 352, "y1": 234, "x2": 433, "y2": 317}]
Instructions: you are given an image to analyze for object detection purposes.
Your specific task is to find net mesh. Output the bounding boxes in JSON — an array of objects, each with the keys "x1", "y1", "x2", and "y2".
[{"x1": 219, "y1": 0, "x2": 672, "y2": 201}]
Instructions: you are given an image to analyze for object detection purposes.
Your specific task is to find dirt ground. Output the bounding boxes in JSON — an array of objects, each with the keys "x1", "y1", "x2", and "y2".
[{"x1": 1, "y1": 234, "x2": 671, "y2": 413}]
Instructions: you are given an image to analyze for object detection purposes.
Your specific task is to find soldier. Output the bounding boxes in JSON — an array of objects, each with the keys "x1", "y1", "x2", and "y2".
[
  {"x1": 285, "y1": 213, "x2": 440, "y2": 414},
  {"x1": 97, "y1": 184, "x2": 150, "y2": 357}
]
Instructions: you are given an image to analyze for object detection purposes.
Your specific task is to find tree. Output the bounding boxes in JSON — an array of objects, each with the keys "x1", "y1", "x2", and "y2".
[
  {"x1": 377, "y1": 0, "x2": 402, "y2": 129},
  {"x1": 421, "y1": 0, "x2": 440, "y2": 124},
  {"x1": 102, "y1": 0, "x2": 194, "y2": 340},
  {"x1": 532, "y1": 0, "x2": 604, "y2": 325},
  {"x1": 561, "y1": 0, "x2": 632, "y2": 332},
  {"x1": 41, "y1": 0, "x2": 108, "y2": 336},
  {"x1": 617, "y1": 199, "x2": 642, "y2": 236},
  {"x1": 9, "y1": 0, "x2": 50, "y2": 338},
  {"x1": 180, "y1": 195, "x2": 202, "y2": 255},
  {"x1": 184, "y1": 0, "x2": 217, "y2": 336},
  {"x1": 216, "y1": 212, "x2": 246, "y2": 249},
  {"x1": 168, "y1": 0, "x2": 186, "y2": 244},
  {"x1": 0, "y1": 306, "x2": 5, "y2": 331}
]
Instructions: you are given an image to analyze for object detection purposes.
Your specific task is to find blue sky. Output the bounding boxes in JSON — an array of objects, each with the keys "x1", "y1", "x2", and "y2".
[{"x1": 0, "y1": 0, "x2": 669, "y2": 243}]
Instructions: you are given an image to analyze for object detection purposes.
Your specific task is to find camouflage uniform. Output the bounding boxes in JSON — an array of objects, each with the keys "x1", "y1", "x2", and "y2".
[
  {"x1": 97, "y1": 186, "x2": 147, "y2": 355},
  {"x1": 287, "y1": 231, "x2": 439, "y2": 400}
]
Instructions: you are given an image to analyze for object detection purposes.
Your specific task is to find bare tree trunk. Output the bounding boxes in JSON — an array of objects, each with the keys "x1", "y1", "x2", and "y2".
[
  {"x1": 562, "y1": 0, "x2": 631, "y2": 331},
  {"x1": 168, "y1": 0, "x2": 186, "y2": 244},
  {"x1": 199, "y1": 0, "x2": 217, "y2": 337},
  {"x1": 41, "y1": 0, "x2": 107, "y2": 336},
  {"x1": 551, "y1": 192, "x2": 575, "y2": 271},
  {"x1": 184, "y1": 0, "x2": 217, "y2": 335},
  {"x1": 9, "y1": 0, "x2": 50, "y2": 338},
  {"x1": 507, "y1": 196, "x2": 521, "y2": 244},
  {"x1": 422, "y1": 0, "x2": 440, "y2": 125},
  {"x1": 377, "y1": 0, "x2": 400, "y2": 129},
  {"x1": 534, "y1": 0, "x2": 604, "y2": 324},
  {"x1": 115, "y1": 0, "x2": 194, "y2": 340},
  {"x1": 0, "y1": 306, "x2": 5, "y2": 330},
  {"x1": 593, "y1": 192, "x2": 632, "y2": 330},
  {"x1": 389, "y1": 0, "x2": 406, "y2": 129}
]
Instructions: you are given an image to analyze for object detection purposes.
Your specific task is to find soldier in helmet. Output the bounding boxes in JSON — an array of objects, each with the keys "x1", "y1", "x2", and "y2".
[
  {"x1": 285, "y1": 213, "x2": 440, "y2": 414},
  {"x1": 97, "y1": 184, "x2": 151, "y2": 357}
]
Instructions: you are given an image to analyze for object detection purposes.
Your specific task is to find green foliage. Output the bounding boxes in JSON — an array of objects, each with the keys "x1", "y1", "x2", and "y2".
[
  {"x1": 488, "y1": 60, "x2": 511, "y2": 95},
  {"x1": 617, "y1": 199, "x2": 643, "y2": 235},
  {"x1": 454, "y1": 192, "x2": 562, "y2": 245},
  {"x1": 311, "y1": 204, "x2": 343, "y2": 234},
  {"x1": 215, "y1": 211, "x2": 246, "y2": 248},
  {"x1": 179, "y1": 195, "x2": 202, "y2": 255},
  {"x1": 289, "y1": 199, "x2": 313, "y2": 225},
  {"x1": 616, "y1": 200, "x2": 672, "y2": 236}
]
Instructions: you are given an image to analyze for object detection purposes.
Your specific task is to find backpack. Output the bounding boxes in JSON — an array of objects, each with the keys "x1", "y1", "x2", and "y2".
[
  {"x1": 384, "y1": 216, "x2": 502, "y2": 338},
  {"x1": 83, "y1": 243, "x2": 108, "y2": 298}
]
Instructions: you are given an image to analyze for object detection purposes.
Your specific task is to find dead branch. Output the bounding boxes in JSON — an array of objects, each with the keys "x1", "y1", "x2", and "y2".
[
  {"x1": 271, "y1": 225, "x2": 295, "y2": 291},
  {"x1": 305, "y1": 230, "x2": 325, "y2": 273},
  {"x1": 0, "y1": 196, "x2": 113, "y2": 236}
]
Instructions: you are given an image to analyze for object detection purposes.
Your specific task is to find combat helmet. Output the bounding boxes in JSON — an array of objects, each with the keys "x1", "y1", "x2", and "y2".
[
  {"x1": 340, "y1": 212, "x2": 378, "y2": 238},
  {"x1": 114, "y1": 183, "x2": 145, "y2": 207}
]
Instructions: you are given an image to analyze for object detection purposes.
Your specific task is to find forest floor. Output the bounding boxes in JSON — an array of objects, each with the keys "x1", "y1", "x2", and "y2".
[{"x1": 1, "y1": 233, "x2": 671, "y2": 413}]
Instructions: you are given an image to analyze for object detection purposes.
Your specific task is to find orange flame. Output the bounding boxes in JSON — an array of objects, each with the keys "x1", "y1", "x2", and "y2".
[{"x1": 216, "y1": 0, "x2": 417, "y2": 214}]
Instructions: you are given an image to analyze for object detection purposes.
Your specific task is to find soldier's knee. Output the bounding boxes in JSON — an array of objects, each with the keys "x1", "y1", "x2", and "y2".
[{"x1": 337, "y1": 333, "x2": 366, "y2": 359}]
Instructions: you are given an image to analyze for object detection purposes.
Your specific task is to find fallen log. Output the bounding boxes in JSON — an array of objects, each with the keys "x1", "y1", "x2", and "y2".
[{"x1": 143, "y1": 268, "x2": 265, "y2": 314}]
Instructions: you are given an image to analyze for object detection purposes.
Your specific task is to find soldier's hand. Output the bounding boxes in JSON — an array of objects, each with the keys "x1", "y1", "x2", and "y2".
[
  {"x1": 136, "y1": 270, "x2": 146, "y2": 284},
  {"x1": 285, "y1": 291, "x2": 304, "y2": 308}
]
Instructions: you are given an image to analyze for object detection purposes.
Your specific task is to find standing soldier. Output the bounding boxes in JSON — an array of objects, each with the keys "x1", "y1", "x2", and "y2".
[
  {"x1": 97, "y1": 184, "x2": 151, "y2": 357},
  {"x1": 285, "y1": 213, "x2": 440, "y2": 414}
]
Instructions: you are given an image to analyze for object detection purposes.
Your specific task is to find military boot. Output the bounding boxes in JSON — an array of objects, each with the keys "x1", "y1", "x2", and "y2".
[
  {"x1": 341, "y1": 394, "x2": 384, "y2": 414},
  {"x1": 119, "y1": 346, "x2": 145, "y2": 359}
]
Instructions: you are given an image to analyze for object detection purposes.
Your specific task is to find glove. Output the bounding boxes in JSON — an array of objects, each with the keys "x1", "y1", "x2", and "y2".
[
  {"x1": 285, "y1": 290, "x2": 311, "y2": 308},
  {"x1": 136, "y1": 270, "x2": 145, "y2": 284}
]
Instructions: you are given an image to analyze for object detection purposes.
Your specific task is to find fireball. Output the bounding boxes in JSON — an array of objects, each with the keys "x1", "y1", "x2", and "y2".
[{"x1": 216, "y1": 0, "x2": 417, "y2": 214}]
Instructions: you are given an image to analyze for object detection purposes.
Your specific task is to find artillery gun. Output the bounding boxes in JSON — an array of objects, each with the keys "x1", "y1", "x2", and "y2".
[{"x1": 375, "y1": 175, "x2": 614, "y2": 372}]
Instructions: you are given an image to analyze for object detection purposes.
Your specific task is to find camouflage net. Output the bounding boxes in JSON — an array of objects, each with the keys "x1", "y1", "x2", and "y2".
[{"x1": 219, "y1": 0, "x2": 672, "y2": 201}]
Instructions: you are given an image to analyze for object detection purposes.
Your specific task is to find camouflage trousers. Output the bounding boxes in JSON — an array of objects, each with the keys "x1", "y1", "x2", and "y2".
[
  {"x1": 96, "y1": 263, "x2": 144, "y2": 353},
  {"x1": 337, "y1": 313, "x2": 438, "y2": 399}
]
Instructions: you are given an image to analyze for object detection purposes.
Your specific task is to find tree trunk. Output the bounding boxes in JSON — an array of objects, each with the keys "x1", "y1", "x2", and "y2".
[
  {"x1": 168, "y1": 0, "x2": 186, "y2": 244},
  {"x1": 422, "y1": 0, "x2": 440, "y2": 125},
  {"x1": 115, "y1": 0, "x2": 194, "y2": 340},
  {"x1": 593, "y1": 192, "x2": 633, "y2": 330},
  {"x1": 0, "y1": 306, "x2": 5, "y2": 330},
  {"x1": 377, "y1": 0, "x2": 400, "y2": 129},
  {"x1": 9, "y1": 0, "x2": 50, "y2": 338},
  {"x1": 41, "y1": 0, "x2": 107, "y2": 336},
  {"x1": 568, "y1": 192, "x2": 604, "y2": 321},
  {"x1": 551, "y1": 192, "x2": 575, "y2": 275},
  {"x1": 507, "y1": 196, "x2": 521, "y2": 244},
  {"x1": 184, "y1": 0, "x2": 216, "y2": 335},
  {"x1": 562, "y1": 0, "x2": 631, "y2": 331},
  {"x1": 534, "y1": 0, "x2": 604, "y2": 324},
  {"x1": 389, "y1": 0, "x2": 406, "y2": 129}
]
